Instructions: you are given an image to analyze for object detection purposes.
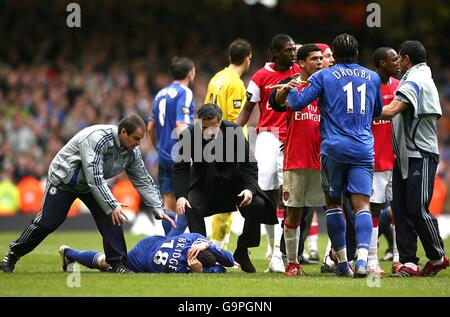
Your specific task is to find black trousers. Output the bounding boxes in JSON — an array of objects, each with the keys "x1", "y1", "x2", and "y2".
[
  {"x1": 9, "y1": 183, "x2": 127, "y2": 264},
  {"x1": 186, "y1": 182, "x2": 263, "y2": 248},
  {"x1": 392, "y1": 157, "x2": 445, "y2": 264}
]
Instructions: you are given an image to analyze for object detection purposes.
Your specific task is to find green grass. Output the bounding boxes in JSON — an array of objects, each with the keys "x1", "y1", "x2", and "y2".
[{"x1": 0, "y1": 231, "x2": 449, "y2": 297}]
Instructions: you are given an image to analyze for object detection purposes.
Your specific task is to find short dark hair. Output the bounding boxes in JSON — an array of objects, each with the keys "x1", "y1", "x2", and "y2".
[
  {"x1": 170, "y1": 57, "x2": 194, "y2": 80},
  {"x1": 332, "y1": 33, "x2": 358, "y2": 64},
  {"x1": 372, "y1": 47, "x2": 392, "y2": 68},
  {"x1": 197, "y1": 249, "x2": 217, "y2": 267},
  {"x1": 297, "y1": 44, "x2": 321, "y2": 62},
  {"x1": 118, "y1": 114, "x2": 146, "y2": 135},
  {"x1": 197, "y1": 103, "x2": 222, "y2": 121},
  {"x1": 229, "y1": 39, "x2": 252, "y2": 65},
  {"x1": 398, "y1": 40, "x2": 426, "y2": 65},
  {"x1": 270, "y1": 34, "x2": 294, "y2": 51}
]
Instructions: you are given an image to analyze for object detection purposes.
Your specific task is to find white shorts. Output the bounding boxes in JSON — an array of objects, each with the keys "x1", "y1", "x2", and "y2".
[
  {"x1": 370, "y1": 170, "x2": 393, "y2": 204},
  {"x1": 254, "y1": 131, "x2": 283, "y2": 190},
  {"x1": 282, "y1": 169, "x2": 325, "y2": 207}
]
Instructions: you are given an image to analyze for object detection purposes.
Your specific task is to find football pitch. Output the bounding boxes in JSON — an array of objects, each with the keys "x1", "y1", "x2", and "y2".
[{"x1": 0, "y1": 231, "x2": 449, "y2": 297}]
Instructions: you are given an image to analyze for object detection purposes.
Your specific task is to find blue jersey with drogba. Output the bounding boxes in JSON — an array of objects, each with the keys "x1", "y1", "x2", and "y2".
[{"x1": 287, "y1": 64, "x2": 383, "y2": 164}]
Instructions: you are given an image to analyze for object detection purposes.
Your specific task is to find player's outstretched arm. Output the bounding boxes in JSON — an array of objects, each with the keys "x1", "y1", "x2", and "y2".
[{"x1": 380, "y1": 99, "x2": 408, "y2": 119}]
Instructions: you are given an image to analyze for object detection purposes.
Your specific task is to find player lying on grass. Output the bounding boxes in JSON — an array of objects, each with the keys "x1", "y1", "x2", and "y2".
[{"x1": 59, "y1": 232, "x2": 238, "y2": 273}]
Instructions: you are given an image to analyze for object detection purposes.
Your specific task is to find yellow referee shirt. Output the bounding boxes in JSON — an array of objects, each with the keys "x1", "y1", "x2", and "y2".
[{"x1": 205, "y1": 67, "x2": 246, "y2": 123}]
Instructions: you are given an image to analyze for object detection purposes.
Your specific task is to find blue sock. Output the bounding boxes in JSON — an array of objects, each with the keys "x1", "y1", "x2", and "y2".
[
  {"x1": 355, "y1": 210, "x2": 373, "y2": 254},
  {"x1": 167, "y1": 213, "x2": 188, "y2": 238},
  {"x1": 326, "y1": 208, "x2": 346, "y2": 251},
  {"x1": 162, "y1": 210, "x2": 177, "y2": 235},
  {"x1": 66, "y1": 248, "x2": 102, "y2": 269}
]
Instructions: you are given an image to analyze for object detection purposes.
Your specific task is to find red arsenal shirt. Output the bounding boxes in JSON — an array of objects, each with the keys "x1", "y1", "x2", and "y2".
[{"x1": 247, "y1": 63, "x2": 301, "y2": 142}]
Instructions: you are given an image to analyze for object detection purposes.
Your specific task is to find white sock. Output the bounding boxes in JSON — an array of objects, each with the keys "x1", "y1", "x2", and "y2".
[
  {"x1": 368, "y1": 225, "x2": 379, "y2": 266},
  {"x1": 96, "y1": 254, "x2": 107, "y2": 270},
  {"x1": 265, "y1": 224, "x2": 275, "y2": 254},
  {"x1": 273, "y1": 218, "x2": 283, "y2": 257},
  {"x1": 335, "y1": 248, "x2": 348, "y2": 264},
  {"x1": 357, "y1": 248, "x2": 369, "y2": 262},
  {"x1": 223, "y1": 232, "x2": 231, "y2": 249},
  {"x1": 392, "y1": 224, "x2": 400, "y2": 262},
  {"x1": 284, "y1": 223, "x2": 300, "y2": 263},
  {"x1": 308, "y1": 234, "x2": 318, "y2": 253}
]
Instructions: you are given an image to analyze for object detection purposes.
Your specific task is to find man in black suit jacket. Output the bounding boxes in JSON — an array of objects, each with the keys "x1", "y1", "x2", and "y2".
[{"x1": 173, "y1": 104, "x2": 277, "y2": 273}]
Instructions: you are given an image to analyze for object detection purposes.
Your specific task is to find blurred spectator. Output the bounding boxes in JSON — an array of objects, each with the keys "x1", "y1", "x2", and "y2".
[
  {"x1": 17, "y1": 175, "x2": 44, "y2": 215},
  {"x1": 0, "y1": 165, "x2": 19, "y2": 216}
]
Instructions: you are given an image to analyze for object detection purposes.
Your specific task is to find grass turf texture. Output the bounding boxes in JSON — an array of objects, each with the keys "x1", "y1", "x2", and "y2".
[{"x1": 0, "y1": 231, "x2": 449, "y2": 296}]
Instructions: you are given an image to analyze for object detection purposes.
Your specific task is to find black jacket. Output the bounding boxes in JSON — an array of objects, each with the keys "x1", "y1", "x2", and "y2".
[
  {"x1": 173, "y1": 120, "x2": 258, "y2": 198},
  {"x1": 173, "y1": 120, "x2": 277, "y2": 224}
]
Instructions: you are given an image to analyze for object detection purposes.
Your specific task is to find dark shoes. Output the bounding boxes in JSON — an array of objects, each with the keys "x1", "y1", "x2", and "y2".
[
  {"x1": 390, "y1": 265, "x2": 420, "y2": 277},
  {"x1": 0, "y1": 251, "x2": 19, "y2": 273},
  {"x1": 421, "y1": 256, "x2": 449, "y2": 277},
  {"x1": 390, "y1": 256, "x2": 449, "y2": 278},
  {"x1": 320, "y1": 262, "x2": 336, "y2": 273},
  {"x1": 109, "y1": 261, "x2": 134, "y2": 274},
  {"x1": 233, "y1": 247, "x2": 256, "y2": 273}
]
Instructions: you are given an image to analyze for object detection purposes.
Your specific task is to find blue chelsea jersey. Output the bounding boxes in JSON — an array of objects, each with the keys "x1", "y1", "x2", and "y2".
[
  {"x1": 127, "y1": 233, "x2": 234, "y2": 273},
  {"x1": 287, "y1": 64, "x2": 383, "y2": 164},
  {"x1": 152, "y1": 82, "x2": 195, "y2": 163}
]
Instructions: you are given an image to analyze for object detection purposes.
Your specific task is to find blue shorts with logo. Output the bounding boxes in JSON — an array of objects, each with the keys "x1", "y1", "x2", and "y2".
[{"x1": 320, "y1": 154, "x2": 374, "y2": 198}]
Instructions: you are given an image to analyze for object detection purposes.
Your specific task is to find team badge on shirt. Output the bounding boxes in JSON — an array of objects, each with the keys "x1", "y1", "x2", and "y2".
[
  {"x1": 283, "y1": 191, "x2": 289, "y2": 201},
  {"x1": 233, "y1": 99, "x2": 242, "y2": 109}
]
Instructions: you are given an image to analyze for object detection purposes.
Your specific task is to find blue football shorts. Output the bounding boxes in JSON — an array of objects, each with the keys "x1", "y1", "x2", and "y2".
[{"x1": 320, "y1": 154, "x2": 374, "y2": 198}]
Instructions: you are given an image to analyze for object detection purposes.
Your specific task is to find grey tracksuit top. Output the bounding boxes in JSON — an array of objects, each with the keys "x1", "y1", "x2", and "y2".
[{"x1": 48, "y1": 125, "x2": 164, "y2": 217}]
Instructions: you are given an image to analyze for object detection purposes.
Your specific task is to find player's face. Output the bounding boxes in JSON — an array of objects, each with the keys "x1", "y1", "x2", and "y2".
[
  {"x1": 245, "y1": 54, "x2": 252, "y2": 73},
  {"x1": 302, "y1": 51, "x2": 323, "y2": 77},
  {"x1": 119, "y1": 127, "x2": 145, "y2": 150},
  {"x1": 385, "y1": 49, "x2": 400, "y2": 76},
  {"x1": 322, "y1": 48, "x2": 335, "y2": 68},
  {"x1": 201, "y1": 117, "x2": 221, "y2": 141},
  {"x1": 399, "y1": 54, "x2": 410, "y2": 74},
  {"x1": 277, "y1": 41, "x2": 296, "y2": 67}
]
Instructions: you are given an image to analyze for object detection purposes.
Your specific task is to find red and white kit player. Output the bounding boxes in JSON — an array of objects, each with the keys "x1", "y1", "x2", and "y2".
[
  {"x1": 368, "y1": 47, "x2": 401, "y2": 275},
  {"x1": 237, "y1": 34, "x2": 300, "y2": 273},
  {"x1": 269, "y1": 44, "x2": 325, "y2": 276}
]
